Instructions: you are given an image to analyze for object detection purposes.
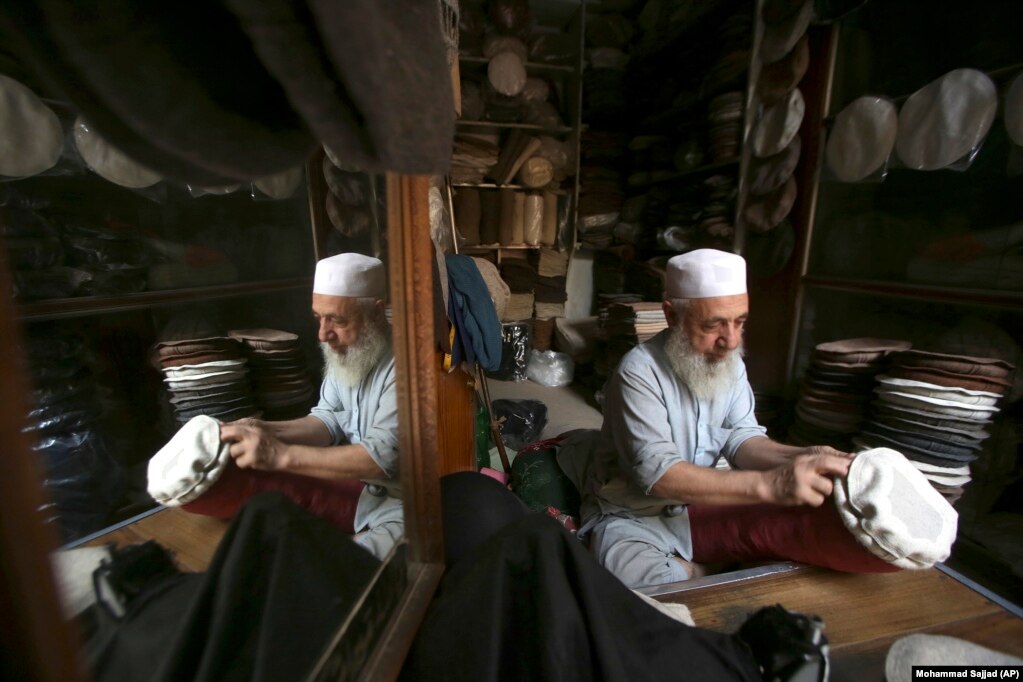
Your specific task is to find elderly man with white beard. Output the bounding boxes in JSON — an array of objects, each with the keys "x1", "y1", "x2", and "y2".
[
  {"x1": 562, "y1": 249, "x2": 853, "y2": 588},
  {"x1": 219, "y1": 252, "x2": 401, "y2": 559}
]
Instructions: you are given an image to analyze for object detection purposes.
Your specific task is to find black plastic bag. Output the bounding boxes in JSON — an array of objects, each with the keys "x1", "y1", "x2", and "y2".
[{"x1": 491, "y1": 398, "x2": 547, "y2": 450}]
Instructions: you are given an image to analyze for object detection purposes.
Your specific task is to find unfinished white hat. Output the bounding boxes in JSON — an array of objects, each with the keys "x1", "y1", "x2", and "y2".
[
  {"x1": 895, "y1": 68, "x2": 997, "y2": 171},
  {"x1": 146, "y1": 415, "x2": 231, "y2": 506},
  {"x1": 886, "y1": 634, "x2": 1023, "y2": 682},
  {"x1": 0, "y1": 74, "x2": 64, "y2": 177},
  {"x1": 313, "y1": 252, "x2": 386, "y2": 298},
  {"x1": 825, "y1": 96, "x2": 898, "y2": 182},
  {"x1": 833, "y1": 447, "x2": 958, "y2": 569},
  {"x1": 665, "y1": 249, "x2": 747, "y2": 299}
]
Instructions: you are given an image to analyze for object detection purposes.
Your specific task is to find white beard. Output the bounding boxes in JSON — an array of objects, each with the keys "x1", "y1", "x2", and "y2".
[
  {"x1": 321, "y1": 321, "x2": 387, "y2": 388},
  {"x1": 663, "y1": 326, "x2": 744, "y2": 401}
]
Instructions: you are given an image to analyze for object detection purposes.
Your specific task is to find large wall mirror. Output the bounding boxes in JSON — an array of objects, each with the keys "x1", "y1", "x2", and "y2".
[{"x1": 0, "y1": 164, "x2": 445, "y2": 678}]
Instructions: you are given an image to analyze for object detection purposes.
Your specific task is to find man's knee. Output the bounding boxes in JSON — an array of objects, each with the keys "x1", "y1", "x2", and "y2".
[{"x1": 594, "y1": 536, "x2": 690, "y2": 589}]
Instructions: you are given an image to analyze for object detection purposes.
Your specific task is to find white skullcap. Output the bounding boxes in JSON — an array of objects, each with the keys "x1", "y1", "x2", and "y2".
[
  {"x1": 313, "y1": 253, "x2": 386, "y2": 298},
  {"x1": 665, "y1": 249, "x2": 747, "y2": 299}
]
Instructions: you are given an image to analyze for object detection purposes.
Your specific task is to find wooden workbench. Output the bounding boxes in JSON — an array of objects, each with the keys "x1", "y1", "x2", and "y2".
[
  {"x1": 649, "y1": 564, "x2": 1023, "y2": 680},
  {"x1": 84, "y1": 508, "x2": 1023, "y2": 679}
]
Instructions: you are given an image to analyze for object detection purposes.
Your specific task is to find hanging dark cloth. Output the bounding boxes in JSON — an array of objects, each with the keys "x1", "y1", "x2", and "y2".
[
  {"x1": 445, "y1": 254, "x2": 503, "y2": 372},
  {"x1": 0, "y1": 0, "x2": 454, "y2": 185},
  {"x1": 82, "y1": 492, "x2": 380, "y2": 682}
]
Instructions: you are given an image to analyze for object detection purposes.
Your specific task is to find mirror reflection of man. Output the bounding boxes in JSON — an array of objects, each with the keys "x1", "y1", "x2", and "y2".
[
  {"x1": 220, "y1": 253, "x2": 401, "y2": 559},
  {"x1": 568, "y1": 249, "x2": 853, "y2": 588}
]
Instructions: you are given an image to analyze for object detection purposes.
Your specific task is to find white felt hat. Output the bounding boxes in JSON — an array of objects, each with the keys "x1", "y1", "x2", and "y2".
[
  {"x1": 0, "y1": 74, "x2": 64, "y2": 178},
  {"x1": 73, "y1": 116, "x2": 163, "y2": 188},
  {"x1": 833, "y1": 447, "x2": 958, "y2": 569},
  {"x1": 313, "y1": 252, "x2": 386, "y2": 298},
  {"x1": 665, "y1": 249, "x2": 747, "y2": 299},
  {"x1": 895, "y1": 68, "x2": 997, "y2": 171},
  {"x1": 146, "y1": 415, "x2": 231, "y2": 506},
  {"x1": 759, "y1": 0, "x2": 813, "y2": 64},
  {"x1": 825, "y1": 96, "x2": 898, "y2": 182}
]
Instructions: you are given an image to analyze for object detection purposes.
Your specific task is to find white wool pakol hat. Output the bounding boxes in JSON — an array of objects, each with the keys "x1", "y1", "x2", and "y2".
[
  {"x1": 313, "y1": 252, "x2": 386, "y2": 298},
  {"x1": 147, "y1": 415, "x2": 231, "y2": 506},
  {"x1": 833, "y1": 447, "x2": 958, "y2": 569},
  {"x1": 665, "y1": 249, "x2": 747, "y2": 299}
]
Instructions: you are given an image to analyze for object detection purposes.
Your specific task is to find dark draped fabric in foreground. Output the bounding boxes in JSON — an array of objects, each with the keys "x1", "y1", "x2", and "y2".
[
  {"x1": 83, "y1": 492, "x2": 380, "y2": 682},
  {"x1": 406, "y1": 473, "x2": 763, "y2": 682}
]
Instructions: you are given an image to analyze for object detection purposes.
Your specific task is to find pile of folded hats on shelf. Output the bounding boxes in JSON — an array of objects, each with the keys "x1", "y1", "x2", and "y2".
[
  {"x1": 856, "y1": 349, "x2": 1014, "y2": 505},
  {"x1": 595, "y1": 298, "x2": 665, "y2": 379},
  {"x1": 707, "y1": 91, "x2": 744, "y2": 162},
  {"x1": 500, "y1": 258, "x2": 537, "y2": 323},
  {"x1": 788, "y1": 338, "x2": 911, "y2": 452},
  {"x1": 21, "y1": 328, "x2": 124, "y2": 541},
  {"x1": 154, "y1": 336, "x2": 259, "y2": 426},
  {"x1": 228, "y1": 329, "x2": 317, "y2": 421},
  {"x1": 532, "y1": 248, "x2": 569, "y2": 351}
]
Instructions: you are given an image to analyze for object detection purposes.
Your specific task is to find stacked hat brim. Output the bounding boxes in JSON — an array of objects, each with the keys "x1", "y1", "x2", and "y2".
[
  {"x1": 855, "y1": 349, "x2": 1013, "y2": 505},
  {"x1": 154, "y1": 336, "x2": 260, "y2": 425},
  {"x1": 707, "y1": 91, "x2": 744, "y2": 162},
  {"x1": 789, "y1": 338, "x2": 912, "y2": 451},
  {"x1": 228, "y1": 329, "x2": 316, "y2": 420}
]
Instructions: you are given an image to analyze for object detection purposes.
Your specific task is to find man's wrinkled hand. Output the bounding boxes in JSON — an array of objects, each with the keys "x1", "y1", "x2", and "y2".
[
  {"x1": 762, "y1": 453, "x2": 852, "y2": 506},
  {"x1": 220, "y1": 422, "x2": 288, "y2": 471}
]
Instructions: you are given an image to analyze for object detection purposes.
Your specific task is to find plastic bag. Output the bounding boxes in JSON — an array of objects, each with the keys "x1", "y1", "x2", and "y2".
[
  {"x1": 526, "y1": 350, "x2": 574, "y2": 387},
  {"x1": 491, "y1": 398, "x2": 548, "y2": 451},
  {"x1": 487, "y1": 322, "x2": 531, "y2": 381}
]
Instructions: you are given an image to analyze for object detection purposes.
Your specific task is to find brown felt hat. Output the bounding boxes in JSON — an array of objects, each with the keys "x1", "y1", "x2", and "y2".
[
  {"x1": 760, "y1": 0, "x2": 813, "y2": 63},
  {"x1": 757, "y1": 34, "x2": 809, "y2": 106},
  {"x1": 748, "y1": 135, "x2": 801, "y2": 196},
  {"x1": 752, "y1": 88, "x2": 805, "y2": 158},
  {"x1": 741, "y1": 176, "x2": 796, "y2": 233}
]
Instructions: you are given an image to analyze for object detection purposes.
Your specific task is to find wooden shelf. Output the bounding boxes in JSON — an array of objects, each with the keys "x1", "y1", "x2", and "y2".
[
  {"x1": 16, "y1": 276, "x2": 314, "y2": 322},
  {"x1": 627, "y1": 157, "x2": 741, "y2": 188},
  {"x1": 455, "y1": 120, "x2": 574, "y2": 135},
  {"x1": 458, "y1": 55, "x2": 575, "y2": 75},
  {"x1": 461, "y1": 244, "x2": 544, "y2": 250},
  {"x1": 802, "y1": 275, "x2": 1023, "y2": 309}
]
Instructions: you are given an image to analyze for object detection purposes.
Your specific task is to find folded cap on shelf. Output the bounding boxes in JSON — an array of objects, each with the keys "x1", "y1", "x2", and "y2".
[
  {"x1": 825, "y1": 96, "x2": 898, "y2": 182},
  {"x1": 1005, "y1": 71, "x2": 1023, "y2": 146},
  {"x1": 0, "y1": 74, "x2": 64, "y2": 178},
  {"x1": 73, "y1": 116, "x2": 163, "y2": 188},
  {"x1": 748, "y1": 135, "x2": 801, "y2": 196},
  {"x1": 752, "y1": 88, "x2": 805, "y2": 158},
  {"x1": 895, "y1": 68, "x2": 997, "y2": 171},
  {"x1": 741, "y1": 176, "x2": 797, "y2": 233},
  {"x1": 760, "y1": 0, "x2": 813, "y2": 63},
  {"x1": 757, "y1": 34, "x2": 809, "y2": 106}
]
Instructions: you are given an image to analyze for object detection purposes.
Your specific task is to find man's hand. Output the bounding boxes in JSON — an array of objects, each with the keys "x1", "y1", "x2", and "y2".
[
  {"x1": 220, "y1": 421, "x2": 289, "y2": 471},
  {"x1": 760, "y1": 452, "x2": 852, "y2": 506}
]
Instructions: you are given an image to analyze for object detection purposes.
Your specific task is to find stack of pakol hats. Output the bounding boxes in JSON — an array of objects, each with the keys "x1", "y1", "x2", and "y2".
[
  {"x1": 856, "y1": 349, "x2": 1014, "y2": 505},
  {"x1": 228, "y1": 329, "x2": 317, "y2": 420},
  {"x1": 153, "y1": 336, "x2": 259, "y2": 426},
  {"x1": 788, "y1": 338, "x2": 911, "y2": 451}
]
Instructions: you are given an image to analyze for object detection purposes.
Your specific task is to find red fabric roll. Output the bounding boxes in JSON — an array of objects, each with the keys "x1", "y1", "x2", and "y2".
[
  {"x1": 182, "y1": 460, "x2": 363, "y2": 534},
  {"x1": 689, "y1": 502, "x2": 899, "y2": 573}
]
